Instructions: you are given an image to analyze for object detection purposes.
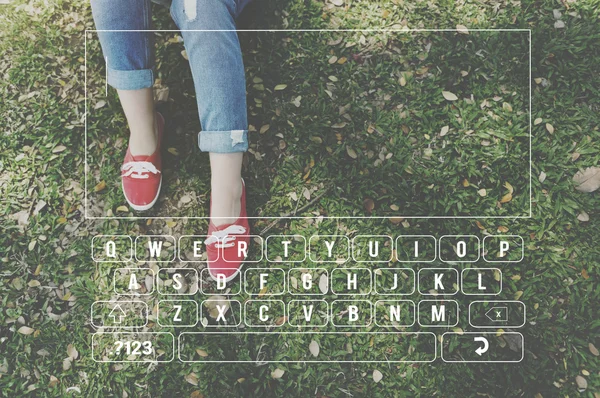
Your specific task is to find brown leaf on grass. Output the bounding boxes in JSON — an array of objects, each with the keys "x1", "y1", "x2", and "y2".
[
  {"x1": 577, "y1": 211, "x2": 589, "y2": 222},
  {"x1": 94, "y1": 181, "x2": 106, "y2": 192},
  {"x1": 573, "y1": 167, "x2": 600, "y2": 192},
  {"x1": 17, "y1": 326, "x2": 34, "y2": 335},
  {"x1": 456, "y1": 24, "x2": 469, "y2": 34},
  {"x1": 589, "y1": 343, "x2": 599, "y2": 356},
  {"x1": 271, "y1": 368, "x2": 285, "y2": 379},
  {"x1": 185, "y1": 373, "x2": 199, "y2": 386},
  {"x1": 442, "y1": 91, "x2": 458, "y2": 101},
  {"x1": 363, "y1": 198, "x2": 375, "y2": 214},
  {"x1": 346, "y1": 146, "x2": 358, "y2": 159}
]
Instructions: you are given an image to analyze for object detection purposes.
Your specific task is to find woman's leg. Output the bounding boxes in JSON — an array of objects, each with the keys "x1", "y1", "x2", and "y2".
[
  {"x1": 91, "y1": 0, "x2": 157, "y2": 156},
  {"x1": 92, "y1": 0, "x2": 163, "y2": 211},
  {"x1": 170, "y1": 0, "x2": 248, "y2": 226}
]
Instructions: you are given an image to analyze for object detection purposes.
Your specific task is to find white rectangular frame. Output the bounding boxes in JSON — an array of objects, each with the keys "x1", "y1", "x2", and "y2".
[{"x1": 84, "y1": 28, "x2": 532, "y2": 220}]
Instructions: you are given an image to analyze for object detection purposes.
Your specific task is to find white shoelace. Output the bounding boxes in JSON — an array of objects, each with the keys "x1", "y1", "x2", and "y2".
[
  {"x1": 205, "y1": 225, "x2": 247, "y2": 248},
  {"x1": 121, "y1": 161, "x2": 161, "y2": 179}
]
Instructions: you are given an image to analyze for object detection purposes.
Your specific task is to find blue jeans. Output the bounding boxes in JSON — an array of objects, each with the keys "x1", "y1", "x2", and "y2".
[{"x1": 91, "y1": 0, "x2": 251, "y2": 153}]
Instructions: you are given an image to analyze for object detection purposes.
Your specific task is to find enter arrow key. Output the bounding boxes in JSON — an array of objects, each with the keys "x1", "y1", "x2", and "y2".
[{"x1": 441, "y1": 332, "x2": 523, "y2": 363}]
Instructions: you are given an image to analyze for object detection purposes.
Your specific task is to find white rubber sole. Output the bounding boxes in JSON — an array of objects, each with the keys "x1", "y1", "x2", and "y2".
[
  {"x1": 122, "y1": 177, "x2": 162, "y2": 212},
  {"x1": 207, "y1": 263, "x2": 243, "y2": 283}
]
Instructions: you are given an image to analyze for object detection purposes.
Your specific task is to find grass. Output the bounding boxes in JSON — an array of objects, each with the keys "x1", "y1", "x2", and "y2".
[{"x1": 1, "y1": 0, "x2": 599, "y2": 396}]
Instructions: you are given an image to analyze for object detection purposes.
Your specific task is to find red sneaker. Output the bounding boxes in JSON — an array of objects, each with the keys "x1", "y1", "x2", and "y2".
[
  {"x1": 121, "y1": 112, "x2": 164, "y2": 211},
  {"x1": 205, "y1": 179, "x2": 250, "y2": 282}
]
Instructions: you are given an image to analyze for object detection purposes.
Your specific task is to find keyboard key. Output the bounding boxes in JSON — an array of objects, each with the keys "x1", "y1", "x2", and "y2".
[
  {"x1": 330, "y1": 268, "x2": 372, "y2": 295},
  {"x1": 308, "y1": 235, "x2": 350, "y2": 263},
  {"x1": 91, "y1": 300, "x2": 148, "y2": 329},
  {"x1": 374, "y1": 268, "x2": 415, "y2": 295},
  {"x1": 178, "y1": 332, "x2": 436, "y2": 363},
  {"x1": 201, "y1": 298, "x2": 242, "y2": 327},
  {"x1": 483, "y1": 235, "x2": 524, "y2": 262},
  {"x1": 265, "y1": 235, "x2": 306, "y2": 262},
  {"x1": 395, "y1": 235, "x2": 436, "y2": 262},
  {"x1": 135, "y1": 235, "x2": 176, "y2": 262},
  {"x1": 441, "y1": 332, "x2": 524, "y2": 363},
  {"x1": 156, "y1": 268, "x2": 199, "y2": 295},
  {"x1": 417, "y1": 268, "x2": 459, "y2": 295},
  {"x1": 461, "y1": 268, "x2": 502, "y2": 295},
  {"x1": 92, "y1": 332, "x2": 175, "y2": 363},
  {"x1": 288, "y1": 268, "x2": 329, "y2": 295},
  {"x1": 178, "y1": 235, "x2": 213, "y2": 262},
  {"x1": 157, "y1": 300, "x2": 198, "y2": 327},
  {"x1": 222, "y1": 235, "x2": 263, "y2": 263},
  {"x1": 331, "y1": 300, "x2": 372, "y2": 327},
  {"x1": 352, "y1": 235, "x2": 393, "y2": 262},
  {"x1": 199, "y1": 268, "x2": 242, "y2": 296},
  {"x1": 287, "y1": 300, "x2": 329, "y2": 327},
  {"x1": 244, "y1": 300, "x2": 286, "y2": 327},
  {"x1": 468, "y1": 300, "x2": 526, "y2": 328},
  {"x1": 244, "y1": 268, "x2": 286, "y2": 296},
  {"x1": 439, "y1": 235, "x2": 480, "y2": 263},
  {"x1": 92, "y1": 235, "x2": 132, "y2": 262},
  {"x1": 374, "y1": 300, "x2": 415, "y2": 328},
  {"x1": 417, "y1": 300, "x2": 459, "y2": 327},
  {"x1": 113, "y1": 268, "x2": 154, "y2": 295}
]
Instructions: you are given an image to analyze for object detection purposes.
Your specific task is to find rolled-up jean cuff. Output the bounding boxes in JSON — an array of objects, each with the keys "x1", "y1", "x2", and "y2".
[
  {"x1": 107, "y1": 68, "x2": 154, "y2": 90},
  {"x1": 198, "y1": 130, "x2": 249, "y2": 153}
]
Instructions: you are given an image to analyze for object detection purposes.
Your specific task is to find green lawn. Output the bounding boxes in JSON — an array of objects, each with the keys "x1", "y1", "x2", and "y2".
[{"x1": 1, "y1": 0, "x2": 599, "y2": 397}]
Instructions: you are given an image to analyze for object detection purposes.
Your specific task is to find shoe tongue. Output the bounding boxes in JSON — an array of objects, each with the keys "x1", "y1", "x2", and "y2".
[
  {"x1": 130, "y1": 153, "x2": 151, "y2": 162},
  {"x1": 212, "y1": 222, "x2": 235, "y2": 232}
]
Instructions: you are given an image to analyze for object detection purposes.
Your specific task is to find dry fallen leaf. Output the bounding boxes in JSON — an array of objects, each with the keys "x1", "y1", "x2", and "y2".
[
  {"x1": 399, "y1": 75, "x2": 406, "y2": 87},
  {"x1": 271, "y1": 368, "x2": 285, "y2": 379},
  {"x1": 577, "y1": 211, "x2": 589, "y2": 222},
  {"x1": 185, "y1": 373, "x2": 199, "y2": 386},
  {"x1": 589, "y1": 343, "x2": 599, "y2": 356},
  {"x1": 363, "y1": 198, "x2": 375, "y2": 213},
  {"x1": 52, "y1": 145, "x2": 67, "y2": 153},
  {"x1": 373, "y1": 369, "x2": 383, "y2": 383},
  {"x1": 546, "y1": 123, "x2": 554, "y2": 134},
  {"x1": 260, "y1": 124, "x2": 270, "y2": 134},
  {"x1": 576, "y1": 375, "x2": 587, "y2": 391},
  {"x1": 274, "y1": 84, "x2": 287, "y2": 91},
  {"x1": 67, "y1": 344, "x2": 78, "y2": 360},
  {"x1": 319, "y1": 274, "x2": 328, "y2": 294},
  {"x1": 539, "y1": 171, "x2": 547, "y2": 183},
  {"x1": 196, "y1": 349, "x2": 209, "y2": 357},
  {"x1": 500, "y1": 193, "x2": 512, "y2": 203},
  {"x1": 573, "y1": 167, "x2": 600, "y2": 193},
  {"x1": 18, "y1": 326, "x2": 34, "y2": 335},
  {"x1": 346, "y1": 147, "x2": 358, "y2": 159},
  {"x1": 442, "y1": 91, "x2": 458, "y2": 101},
  {"x1": 94, "y1": 181, "x2": 106, "y2": 192},
  {"x1": 456, "y1": 24, "x2": 469, "y2": 34},
  {"x1": 309, "y1": 340, "x2": 320, "y2": 357},
  {"x1": 440, "y1": 125, "x2": 449, "y2": 137},
  {"x1": 477, "y1": 189, "x2": 487, "y2": 197},
  {"x1": 534, "y1": 117, "x2": 543, "y2": 125}
]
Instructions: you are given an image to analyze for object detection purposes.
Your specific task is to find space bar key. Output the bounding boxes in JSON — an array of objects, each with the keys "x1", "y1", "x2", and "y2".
[{"x1": 178, "y1": 331, "x2": 436, "y2": 363}]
